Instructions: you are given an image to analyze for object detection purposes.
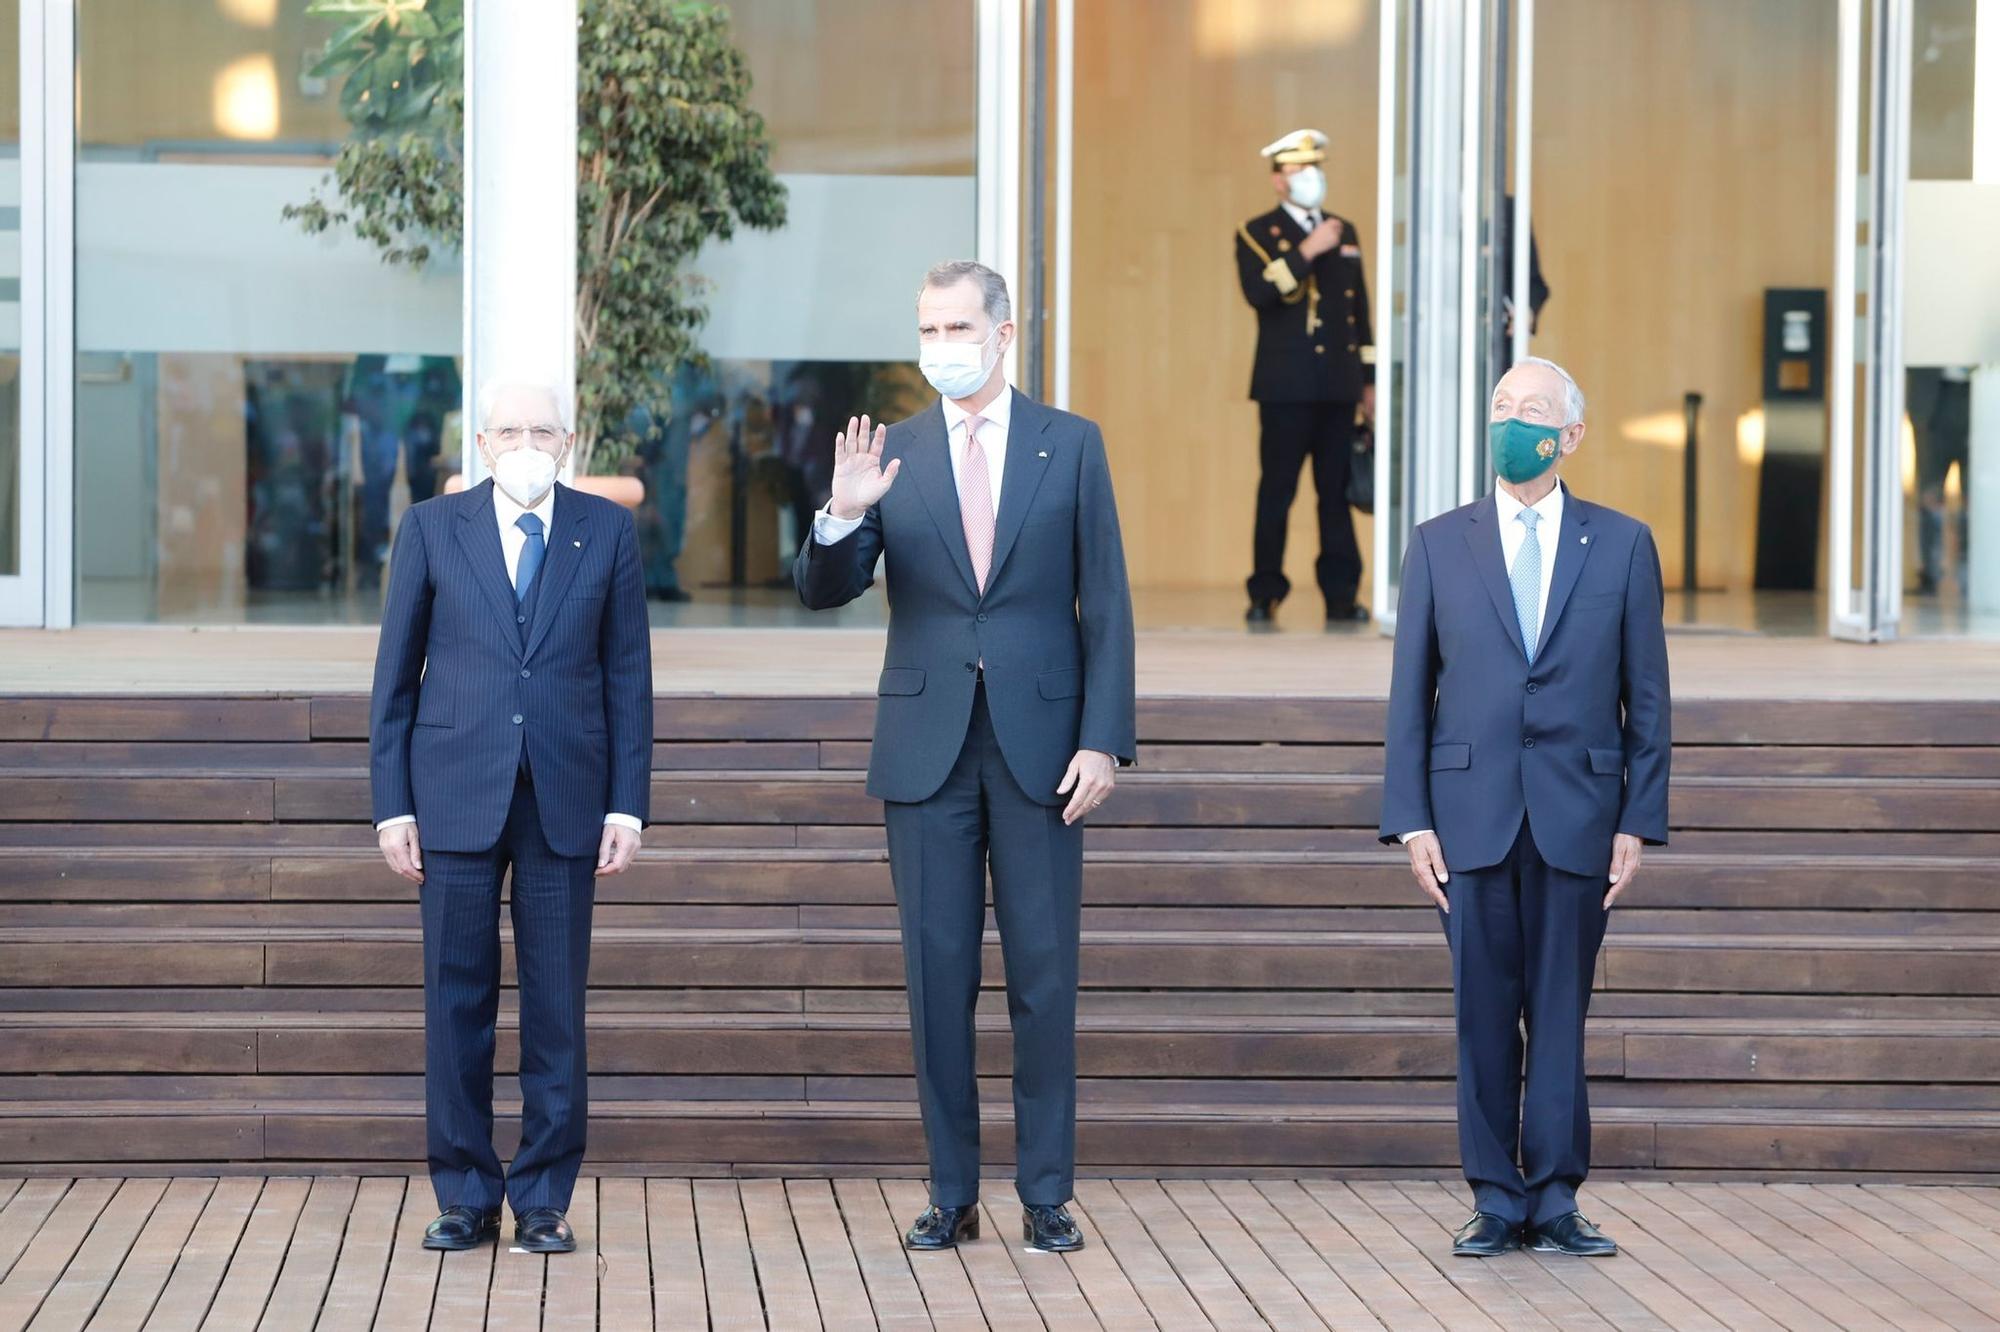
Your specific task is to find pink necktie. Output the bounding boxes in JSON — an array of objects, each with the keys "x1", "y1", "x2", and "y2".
[{"x1": 959, "y1": 416, "x2": 996, "y2": 592}]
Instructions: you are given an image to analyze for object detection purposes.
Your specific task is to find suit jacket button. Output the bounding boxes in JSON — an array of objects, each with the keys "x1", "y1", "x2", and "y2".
[
  {"x1": 1522, "y1": 737, "x2": 1535, "y2": 748},
  {"x1": 977, "y1": 613, "x2": 989, "y2": 622},
  {"x1": 512, "y1": 714, "x2": 524, "y2": 725},
  {"x1": 1315, "y1": 346, "x2": 1326, "y2": 354},
  {"x1": 1526, "y1": 682, "x2": 1538, "y2": 693},
  {"x1": 521, "y1": 668, "x2": 531, "y2": 679},
  {"x1": 517, "y1": 615, "x2": 527, "y2": 624},
  {"x1": 964, "y1": 662, "x2": 975, "y2": 672}
]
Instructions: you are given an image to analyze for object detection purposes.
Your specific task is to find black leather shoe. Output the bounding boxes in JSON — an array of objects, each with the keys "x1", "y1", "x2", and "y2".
[
  {"x1": 423, "y1": 1205, "x2": 500, "y2": 1251},
  {"x1": 905, "y1": 1204, "x2": 979, "y2": 1250},
  {"x1": 1023, "y1": 1204, "x2": 1084, "y2": 1252},
  {"x1": 514, "y1": 1207, "x2": 576, "y2": 1253},
  {"x1": 1327, "y1": 603, "x2": 1371, "y2": 625},
  {"x1": 1451, "y1": 1211, "x2": 1520, "y2": 1257},
  {"x1": 1246, "y1": 599, "x2": 1278, "y2": 624},
  {"x1": 1528, "y1": 1211, "x2": 1617, "y2": 1257}
]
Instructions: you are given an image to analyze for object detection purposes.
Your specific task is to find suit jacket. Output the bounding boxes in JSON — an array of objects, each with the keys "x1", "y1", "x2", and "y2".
[
  {"x1": 794, "y1": 393, "x2": 1137, "y2": 805},
  {"x1": 370, "y1": 479, "x2": 654, "y2": 858},
  {"x1": 1235, "y1": 205, "x2": 1373, "y2": 403},
  {"x1": 1377, "y1": 485, "x2": 1671, "y2": 878}
]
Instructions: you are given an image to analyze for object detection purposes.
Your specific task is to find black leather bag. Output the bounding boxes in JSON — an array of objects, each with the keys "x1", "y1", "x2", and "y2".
[{"x1": 1346, "y1": 424, "x2": 1375, "y2": 514}]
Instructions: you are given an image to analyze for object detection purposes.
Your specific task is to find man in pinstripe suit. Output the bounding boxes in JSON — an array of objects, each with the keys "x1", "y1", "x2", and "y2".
[{"x1": 370, "y1": 381, "x2": 653, "y2": 1254}]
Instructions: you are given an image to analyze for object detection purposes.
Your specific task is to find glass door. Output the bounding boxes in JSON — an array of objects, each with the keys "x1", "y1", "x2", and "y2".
[{"x1": 0, "y1": 0, "x2": 42, "y2": 626}]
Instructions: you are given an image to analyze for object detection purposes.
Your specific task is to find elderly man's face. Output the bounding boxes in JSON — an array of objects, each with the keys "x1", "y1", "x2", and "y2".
[
  {"x1": 917, "y1": 279, "x2": 1011, "y2": 352},
  {"x1": 1492, "y1": 365, "x2": 1584, "y2": 448},
  {"x1": 479, "y1": 385, "x2": 571, "y2": 462}
]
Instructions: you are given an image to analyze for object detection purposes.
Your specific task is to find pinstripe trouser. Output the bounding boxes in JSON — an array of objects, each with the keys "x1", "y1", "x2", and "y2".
[{"x1": 421, "y1": 771, "x2": 596, "y2": 1214}]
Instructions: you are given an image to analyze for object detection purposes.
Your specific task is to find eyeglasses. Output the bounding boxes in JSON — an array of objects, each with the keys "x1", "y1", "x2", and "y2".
[{"x1": 489, "y1": 425, "x2": 565, "y2": 445}]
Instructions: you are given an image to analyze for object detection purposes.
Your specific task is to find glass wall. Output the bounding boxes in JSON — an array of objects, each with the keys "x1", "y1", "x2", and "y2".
[
  {"x1": 1, "y1": 0, "x2": 19, "y2": 581},
  {"x1": 73, "y1": 0, "x2": 462, "y2": 624},
  {"x1": 1903, "y1": 0, "x2": 2000, "y2": 634},
  {"x1": 642, "y1": 0, "x2": 976, "y2": 625}
]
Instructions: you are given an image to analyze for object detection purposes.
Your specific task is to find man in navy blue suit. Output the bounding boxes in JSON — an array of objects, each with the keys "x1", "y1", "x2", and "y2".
[
  {"x1": 795, "y1": 261, "x2": 1136, "y2": 1254},
  {"x1": 370, "y1": 381, "x2": 653, "y2": 1255},
  {"x1": 1379, "y1": 357, "x2": 1670, "y2": 1259}
]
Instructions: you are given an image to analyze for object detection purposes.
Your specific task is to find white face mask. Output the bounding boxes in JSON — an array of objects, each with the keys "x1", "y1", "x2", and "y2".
[
  {"x1": 918, "y1": 327, "x2": 1002, "y2": 400},
  {"x1": 1287, "y1": 165, "x2": 1327, "y2": 211},
  {"x1": 488, "y1": 445, "x2": 562, "y2": 506}
]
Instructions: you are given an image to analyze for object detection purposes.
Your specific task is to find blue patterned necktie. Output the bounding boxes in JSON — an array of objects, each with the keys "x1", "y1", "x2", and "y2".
[
  {"x1": 514, "y1": 512, "x2": 546, "y2": 602},
  {"x1": 1512, "y1": 507, "x2": 1542, "y2": 659}
]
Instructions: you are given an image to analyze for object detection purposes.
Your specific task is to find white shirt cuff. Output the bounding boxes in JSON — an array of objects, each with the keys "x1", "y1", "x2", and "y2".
[
  {"x1": 1398, "y1": 829, "x2": 1435, "y2": 844},
  {"x1": 605, "y1": 813, "x2": 643, "y2": 833},
  {"x1": 812, "y1": 507, "x2": 865, "y2": 545},
  {"x1": 376, "y1": 815, "x2": 416, "y2": 832}
]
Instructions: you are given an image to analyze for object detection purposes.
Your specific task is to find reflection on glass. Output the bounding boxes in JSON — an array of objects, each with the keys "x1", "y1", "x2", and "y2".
[
  {"x1": 74, "y1": 1, "x2": 462, "y2": 623},
  {"x1": 1903, "y1": 0, "x2": 1997, "y2": 633}
]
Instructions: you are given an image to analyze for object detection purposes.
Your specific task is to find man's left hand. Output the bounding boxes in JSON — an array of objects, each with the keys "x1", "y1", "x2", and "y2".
[
  {"x1": 1058, "y1": 750, "x2": 1117, "y2": 826},
  {"x1": 1360, "y1": 383, "x2": 1376, "y2": 423},
  {"x1": 597, "y1": 823, "x2": 642, "y2": 877},
  {"x1": 1605, "y1": 833, "x2": 1643, "y2": 909}
]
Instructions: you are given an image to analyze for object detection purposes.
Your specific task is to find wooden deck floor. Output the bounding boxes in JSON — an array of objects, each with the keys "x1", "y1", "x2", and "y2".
[{"x1": 1, "y1": 1176, "x2": 1998, "y2": 1330}]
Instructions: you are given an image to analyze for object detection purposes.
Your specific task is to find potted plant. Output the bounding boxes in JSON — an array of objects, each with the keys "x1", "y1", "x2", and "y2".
[{"x1": 287, "y1": 0, "x2": 787, "y2": 505}]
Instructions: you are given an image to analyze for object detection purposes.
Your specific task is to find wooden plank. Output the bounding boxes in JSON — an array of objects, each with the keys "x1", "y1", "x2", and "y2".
[
  {"x1": 1034, "y1": 1192, "x2": 1157, "y2": 1332},
  {"x1": 784, "y1": 1180, "x2": 878, "y2": 1332},
  {"x1": 540, "y1": 1178, "x2": 599, "y2": 1332},
  {"x1": 311, "y1": 1176, "x2": 406, "y2": 1332},
  {"x1": 980, "y1": 1184, "x2": 1100, "y2": 1331},
  {"x1": 1577, "y1": 1193, "x2": 1782, "y2": 1332},
  {"x1": 951, "y1": 1189, "x2": 1044, "y2": 1332},
  {"x1": 1720, "y1": 1183, "x2": 1990, "y2": 1332},
  {"x1": 482, "y1": 1201, "x2": 546, "y2": 1332},
  {"x1": 1203, "y1": 1180, "x2": 1382, "y2": 1331},
  {"x1": 1615, "y1": 1182, "x2": 1872, "y2": 1332},
  {"x1": 0, "y1": 778, "x2": 274, "y2": 824},
  {"x1": 244, "y1": 1175, "x2": 358, "y2": 1332},
  {"x1": 426, "y1": 1238, "x2": 496, "y2": 1332},
  {"x1": 1343, "y1": 1181, "x2": 1561, "y2": 1331},
  {"x1": 0, "y1": 1178, "x2": 118, "y2": 1329},
  {"x1": 76, "y1": 1176, "x2": 215, "y2": 1332},
  {"x1": 19, "y1": 1176, "x2": 166, "y2": 1331},
  {"x1": 1775, "y1": 1183, "x2": 2000, "y2": 1308},
  {"x1": 137, "y1": 1177, "x2": 265, "y2": 1332},
  {"x1": 830, "y1": 1179, "x2": 934, "y2": 1332},
  {"x1": 368, "y1": 1179, "x2": 440, "y2": 1332},
  {"x1": 1069, "y1": 1185, "x2": 1208, "y2": 1331},
  {"x1": 0, "y1": 946, "x2": 266, "y2": 991},
  {"x1": 1111, "y1": 1179, "x2": 1265, "y2": 1331},
  {"x1": 1246, "y1": 1181, "x2": 1441, "y2": 1332},
  {"x1": 597, "y1": 1178, "x2": 654, "y2": 1332},
  {"x1": 1294, "y1": 1182, "x2": 1500, "y2": 1332},
  {"x1": 645, "y1": 1180, "x2": 707, "y2": 1332},
  {"x1": 740, "y1": 1178, "x2": 822, "y2": 1331},
  {"x1": 1396, "y1": 1181, "x2": 1670, "y2": 1332},
  {"x1": 0, "y1": 857, "x2": 270, "y2": 904},
  {"x1": 1589, "y1": 1184, "x2": 1832, "y2": 1330},
  {"x1": 194, "y1": 1176, "x2": 310, "y2": 1331},
  {"x1": 691, "y1": 1181, "x2": 764, "y2": 1332},
  {"x1": 875, "y1": 1178, "x2": 986, "y2": 1327},
  {"x1": 0, "y1": 1181, "x2": 71, "y2": 1285},
  {"x1": 1383, "y1": 1181, "x2": 1620, "y2": 1331},
  {"x1": 1156, "y1": 1180, "x2": 1324, "y2": 1330},
  {"x1": 0, "y1": 699, "x2": 313, "y2": 744}
]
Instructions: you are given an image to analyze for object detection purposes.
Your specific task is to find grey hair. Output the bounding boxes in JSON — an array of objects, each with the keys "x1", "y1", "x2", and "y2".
[
  {"x1": 477, "y1": 379, "x2": 575, "y2": 433},
  {"x1": 919, "y1": 259, "x2": 1012, "y2": 326},
  {"x1": 1511, "y1": 356, "x2": 1586, "y2": 425}
]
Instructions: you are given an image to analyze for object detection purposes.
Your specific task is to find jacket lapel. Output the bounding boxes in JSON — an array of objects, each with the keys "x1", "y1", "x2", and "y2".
[
  {"x1": 908, "y1": 401, "x2": 981, "y2": 598},
  {"x1": 1534, "y1": 485, "x2": 1595, "y2": 657},
  {"x1": 983, "y1": 394, "x2": 1054, "y2": 591},
  {"x1": 455, "y1": 481, "x2": 525, "y2": 653},
  {"x1": 522, "y1": 484, "x2": 590, "y2": 660},
  {"x1": 1463, "y1": 495, "x2": 1528, "y2": 661}
]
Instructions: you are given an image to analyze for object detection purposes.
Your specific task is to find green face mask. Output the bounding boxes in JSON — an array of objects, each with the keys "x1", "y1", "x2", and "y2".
[{"x1": 1489, "y1": 416, "x2": 1564, "y2": 483}]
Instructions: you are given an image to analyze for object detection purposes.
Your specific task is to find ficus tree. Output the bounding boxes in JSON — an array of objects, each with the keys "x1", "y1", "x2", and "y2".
[{"x1": 287, "y1": 0, "x2": 787, "y2": 477}]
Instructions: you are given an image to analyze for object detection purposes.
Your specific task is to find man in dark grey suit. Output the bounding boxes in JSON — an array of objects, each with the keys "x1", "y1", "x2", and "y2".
[
  {"x1": 795, "y1": 260, "x2": 1136, "y2": 1253},
  {"x1": 1379, "y1": 357, "x2": 1670, "y2": 1260}
]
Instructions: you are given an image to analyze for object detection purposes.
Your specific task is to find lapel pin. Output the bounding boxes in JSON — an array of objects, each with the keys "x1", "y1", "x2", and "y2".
[
  {"x1": 573, "y1": 539, "x2": 582, "y2": 547},
  {"x1": 1580, "y1": 536, "x2": 1590, "y2": 545},
  {"x1": 1038, "y1": 450, "x2": 1049, "y2": 459}
]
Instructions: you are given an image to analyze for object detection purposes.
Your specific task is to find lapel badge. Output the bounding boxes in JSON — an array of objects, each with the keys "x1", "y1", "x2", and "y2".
[
  {"x1": 573, "y1": 539, "x2": 582, "y2": 547},
  {"x1": 1536, "y1": 438, "x2": 1556, "y2": 459},
  {"x1": 1581, "y1": 536, "x2": 1590, "y2": 545},
  {"x1": 1038, "y1": 450, "x2": 1049, "y2": 459}
]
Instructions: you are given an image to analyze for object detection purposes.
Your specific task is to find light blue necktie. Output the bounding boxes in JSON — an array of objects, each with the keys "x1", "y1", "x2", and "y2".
[
  {"x1": 1512, "y1": 507, "x2": 1542, "y2": 659},
  {"x1": 514, "y1": 512, "x2": 546, "y2": 602}
]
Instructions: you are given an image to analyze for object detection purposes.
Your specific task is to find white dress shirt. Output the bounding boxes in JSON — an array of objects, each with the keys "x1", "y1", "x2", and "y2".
[
  {"x1": 1281, "y1": 201, "x2": 1325, "y2": 235},
  {"x1": 812, "y1": 385, "x2": 1015, "y2": 545},
  {"x1": 1399, "y1": 481, "x2": 1565, "y2": 846},
  {"x1": 377, "y1": 480, "x2": 642, "y2": 837}
]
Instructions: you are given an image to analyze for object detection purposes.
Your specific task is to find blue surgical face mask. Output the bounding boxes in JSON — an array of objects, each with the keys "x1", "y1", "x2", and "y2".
[
  {"x1": 918, "y1": 328, "x2": 1001, "y2": 400},
  {"x1": 1489, "y1": 416, "x2": 1564, "y2": 484}
]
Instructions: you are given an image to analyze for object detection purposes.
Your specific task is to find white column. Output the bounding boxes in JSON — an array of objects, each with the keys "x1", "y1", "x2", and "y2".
[
  {"x1": 975, "y1": 0, "x2": 1023, "y2": 383},
  {"x1": 1969, "y1": 367, "x2": 2000, "y2": 613},
  {"x1": 462, "y1": 0, "x2": 579, "y2": 483}
]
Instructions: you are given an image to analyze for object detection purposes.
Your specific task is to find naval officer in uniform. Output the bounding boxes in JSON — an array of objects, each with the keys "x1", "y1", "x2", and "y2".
[{"x1": 1235, "y1": 128, "x2": 1375, "y2": 626}]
